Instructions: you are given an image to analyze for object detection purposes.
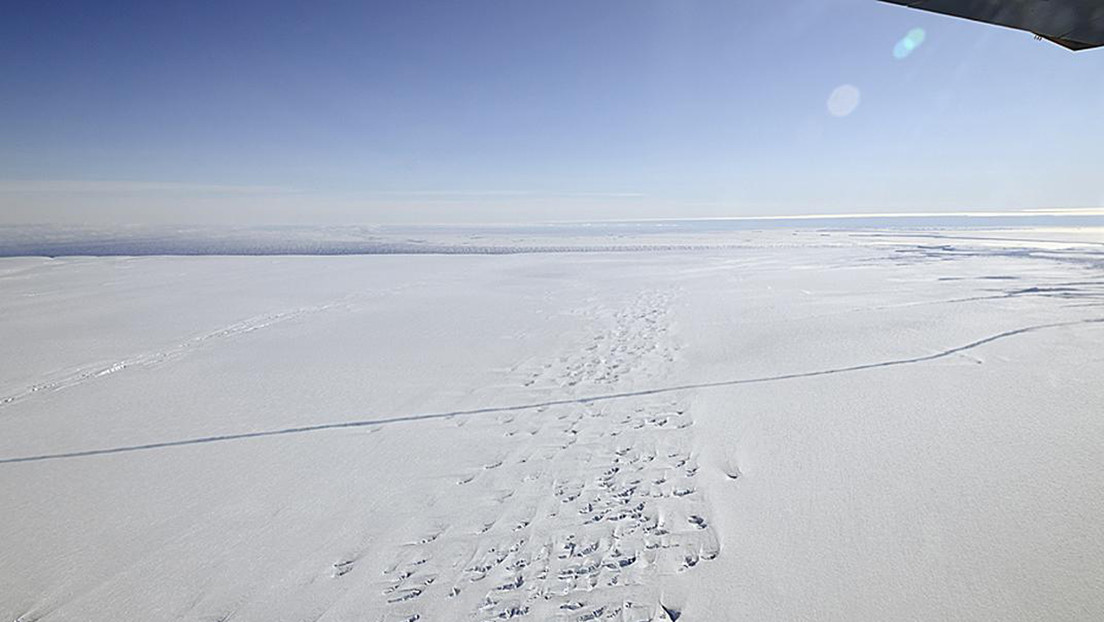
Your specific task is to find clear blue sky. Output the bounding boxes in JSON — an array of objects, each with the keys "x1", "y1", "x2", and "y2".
[{"x1": 2, "y1": 0, "x2": 1102, "y2": 224}]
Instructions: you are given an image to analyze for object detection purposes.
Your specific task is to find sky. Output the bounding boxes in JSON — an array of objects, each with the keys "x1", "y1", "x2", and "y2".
[{"x1": 2, "y1": 0, "x2": 1103, "y2": 225}]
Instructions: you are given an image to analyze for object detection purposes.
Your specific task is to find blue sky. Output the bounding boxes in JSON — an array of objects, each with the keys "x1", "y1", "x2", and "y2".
[{"x1": 2, "y1": 0, "x2": 1103, "y2": 224}]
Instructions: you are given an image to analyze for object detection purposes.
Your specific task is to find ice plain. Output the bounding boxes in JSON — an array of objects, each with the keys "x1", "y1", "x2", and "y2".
[{"x1": 1, "y1": 225, "x2": 1103, "y2": 621}]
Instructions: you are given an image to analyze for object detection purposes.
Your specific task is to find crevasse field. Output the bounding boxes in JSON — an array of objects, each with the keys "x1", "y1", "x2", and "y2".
[{"x1": 2, "y1": 225, "x2": 1103, "y2": 621}]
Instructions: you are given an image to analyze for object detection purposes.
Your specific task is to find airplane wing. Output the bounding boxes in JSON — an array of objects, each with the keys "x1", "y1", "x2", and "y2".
[{"x1": 879, "y1": 0, "x2": 1104, "y2": 50}]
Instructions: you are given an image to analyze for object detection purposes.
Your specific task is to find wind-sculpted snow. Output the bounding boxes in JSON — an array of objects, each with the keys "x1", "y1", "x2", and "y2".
[
  {"x1": 349, "y1": 289, "x2": 720, "y2": 621},
  {"x1": 376, "y1": 400, "x2": 717, "y2": 621},
  {"x1": 0, "y1": 301, "x2": 350, "y2": 409},
  {"x1": 1, "y1": 229, "x2": 1103, "y2": 621},
  {"x1": 4, "y1": 315, "x2": 1102, "y2": 466}
]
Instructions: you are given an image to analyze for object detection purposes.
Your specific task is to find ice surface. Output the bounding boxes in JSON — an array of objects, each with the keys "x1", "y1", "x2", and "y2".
[{"x1": 1, "y1": 228, "x2": 1102, "y2": 621}]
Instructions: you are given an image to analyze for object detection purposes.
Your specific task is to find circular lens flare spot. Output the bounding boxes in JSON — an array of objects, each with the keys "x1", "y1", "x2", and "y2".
[
  {"x1": 893, "y1": 28, "x2": 927, "y2": 59},
  {"x1": 827, "y1": 84, "x2": 861, "y2": 117}
]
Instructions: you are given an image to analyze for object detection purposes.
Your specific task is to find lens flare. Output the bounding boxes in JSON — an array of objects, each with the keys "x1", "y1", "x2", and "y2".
[
  {"x1": 827, "y1": 84, "x2": 861, "y2": 117},
  {"x1": 894, "y1": 28, "x2": 927, "y2": 59}
]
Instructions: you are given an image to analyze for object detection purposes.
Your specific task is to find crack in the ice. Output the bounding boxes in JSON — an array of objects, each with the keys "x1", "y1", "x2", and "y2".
[{"x1": 2, "y1": 317, "x2": 1101, "y2": 465}]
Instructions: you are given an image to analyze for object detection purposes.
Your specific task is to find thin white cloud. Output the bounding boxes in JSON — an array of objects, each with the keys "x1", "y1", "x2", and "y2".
[
  {"x1": 366, "y1": 190, "x2": 646, "y2": 199},
  {"x1": 1021, "y1": 207, "x2": 1104, "y2": 215},
  {"x1": 573, "y1": 209, "x2": 1104, "y2": 224},
  {"x1": 0, "y1": 182, "x2": 644, "y2": 200},
  {"x1": 0, "y1": 180, "x2": 300, "y2": 196}
]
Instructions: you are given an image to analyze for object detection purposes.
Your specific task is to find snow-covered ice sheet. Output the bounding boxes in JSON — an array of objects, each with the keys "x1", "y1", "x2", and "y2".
[{"x1": 1, "y1": 229, "x2": 1102, "y2": 621}]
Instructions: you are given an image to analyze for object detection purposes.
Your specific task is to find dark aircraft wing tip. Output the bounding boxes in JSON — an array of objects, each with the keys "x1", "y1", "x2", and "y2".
[
  {"x1": 879, "y1": 0, "x2": 1104, "y2": 51},
  {"x1": 1040, "y1": 35, "x2": 1103, "y2": 51}
]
